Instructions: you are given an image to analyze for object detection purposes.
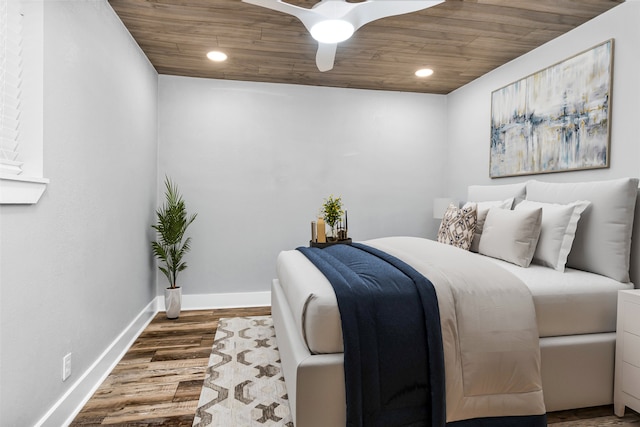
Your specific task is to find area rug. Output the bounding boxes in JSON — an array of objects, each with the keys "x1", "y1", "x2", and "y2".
[{"x1": 192, "y1": 316, "x2": 293, "y2": 427}]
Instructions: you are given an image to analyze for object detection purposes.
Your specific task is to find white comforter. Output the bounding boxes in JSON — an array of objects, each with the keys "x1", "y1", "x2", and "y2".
[
  {"x1": 365, "y1": 237, "x2": 545, "y2": 421},
  {"x1": 278, "y1": 236, "x2": 546, "y2": 422}
]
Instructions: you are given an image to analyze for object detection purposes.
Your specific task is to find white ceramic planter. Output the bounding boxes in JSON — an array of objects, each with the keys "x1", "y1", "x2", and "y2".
[{"x1": 164, "y1": 287, "x2": 182, "y2": 319}]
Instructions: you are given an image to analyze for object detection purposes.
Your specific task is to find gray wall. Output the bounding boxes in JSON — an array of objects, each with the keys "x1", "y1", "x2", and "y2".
[
  {"x1": 0, "y1": 1, "x2": 158, "y2": 425},
  {"x1": 446, "y1": 1, "x2": 639, "y2": 198},
  {"x1": 4, "y1": 0, "x2": 640, "y2": 424},
  {"x1": 445, "y1": 1, "x2": 640, "y2": 281},
  {"x1": 158, "y1": 75, "x2": 448, "y2": 295}
]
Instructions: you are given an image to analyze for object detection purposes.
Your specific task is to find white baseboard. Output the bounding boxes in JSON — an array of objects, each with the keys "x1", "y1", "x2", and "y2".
[
  {"x1": 35, "y1": 299, "x2": 158, "y2": 427},
  {"x1": 156, "y1": 291, "x2": 272, "y2": 311},
  {"x1": 35, "y1": 291, "x2": 271, "y2": 427}
]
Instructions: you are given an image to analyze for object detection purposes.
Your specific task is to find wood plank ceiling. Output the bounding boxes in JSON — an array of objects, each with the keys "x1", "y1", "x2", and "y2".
[{"x1": 109, "y1": 0, "x2": 623, "y2": 94}]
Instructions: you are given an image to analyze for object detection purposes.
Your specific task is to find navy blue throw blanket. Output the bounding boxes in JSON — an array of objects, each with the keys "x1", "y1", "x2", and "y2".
[
  {"x1": 298, "y1": 243, "x2": 547, "y2": 427},
  {"x1": 298, "y1": 243, "x2": 446, "y2": 427}
]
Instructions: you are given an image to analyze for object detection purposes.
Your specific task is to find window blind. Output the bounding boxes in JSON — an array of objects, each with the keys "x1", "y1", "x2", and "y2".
[{"x1": 0, "y1": 0, "x2": 23, "y2": 176}]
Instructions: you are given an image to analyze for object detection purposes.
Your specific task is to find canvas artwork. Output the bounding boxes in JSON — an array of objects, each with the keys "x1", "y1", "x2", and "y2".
[{"x1": 490, "y1": 40, "x2": 613, "y2": 178}]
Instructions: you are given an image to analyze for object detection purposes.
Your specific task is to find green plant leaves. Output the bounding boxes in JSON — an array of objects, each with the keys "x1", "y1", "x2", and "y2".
[
  {"x1": 151, "y1": 177, "x2": 197, "y2": 289},
  {"x1": 322, "y1": 195, "x2": 344, "y2": 228}
]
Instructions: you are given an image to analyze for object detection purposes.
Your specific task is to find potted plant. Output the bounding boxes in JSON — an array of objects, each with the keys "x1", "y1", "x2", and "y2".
[
  {"x1": 151, "y1": 177, "x2": 197, "y2": 319},
  {"x1": 322, "y1": 195, "x2": 344, "y2": 241}
]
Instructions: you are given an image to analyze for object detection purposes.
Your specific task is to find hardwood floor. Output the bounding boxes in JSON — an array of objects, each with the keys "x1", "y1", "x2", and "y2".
[
  {"x1": 547, "y1": 406, "x2": 640, "y2": 425},
  {"x1": 71, "y1": 307, "x2": 270, "y2": 426},
  {"x1": 73, "y1": 307, "x2": 640, "y2": 426}
]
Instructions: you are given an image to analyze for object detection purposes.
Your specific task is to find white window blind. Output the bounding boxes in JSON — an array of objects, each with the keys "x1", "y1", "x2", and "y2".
[
  {"x1": 0, "y1": 0, "x2": 24, "y2": 176},
  {"x1": 0, "y1": 0, "x2": 47, "y2": 204}
]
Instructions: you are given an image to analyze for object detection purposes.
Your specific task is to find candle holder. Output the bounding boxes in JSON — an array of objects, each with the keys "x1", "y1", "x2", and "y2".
[
  {"x1": 310, "y1": 203, "x2": 351, "y2": 247},
  {"x1": 337, "y1": 228, "x2": 348, "y2": 241}
]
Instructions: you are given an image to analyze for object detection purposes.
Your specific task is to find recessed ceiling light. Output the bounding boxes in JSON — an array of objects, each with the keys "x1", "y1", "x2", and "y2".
[
  {"x1": 415, "y1": 68, "x2": 434, "y2": 77},
  {"x1": 207, "y1": 51, "x2": 228, "y2": 62}
]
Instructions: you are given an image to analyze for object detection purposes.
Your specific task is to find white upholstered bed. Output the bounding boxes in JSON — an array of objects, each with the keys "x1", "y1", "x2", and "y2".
[{"x1": 272, "y1": 177, "x2": 639, "y2": 426}]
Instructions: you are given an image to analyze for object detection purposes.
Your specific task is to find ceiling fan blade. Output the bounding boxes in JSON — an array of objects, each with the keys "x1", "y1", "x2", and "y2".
[
  {"x1": 243, "y1": 0, "x2": 443, "y2": 73},
  {"x1": 316, "y1": 42, "x2": 338, "y2": 72},
  {"x1": 347, "y1": 0, "x2": 444, "y2": 30},
  {"x1": 242, "y1": 0, "x2": 320, "y2": 31}
]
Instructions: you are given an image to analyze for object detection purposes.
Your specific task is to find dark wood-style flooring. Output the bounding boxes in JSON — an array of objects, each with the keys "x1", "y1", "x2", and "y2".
[
  {"x1": 71, "y1": 308, "x2": 270, "y2": 426},
  {"x1": 72, "y1": 308, "x2": 640, "y2": 426}
]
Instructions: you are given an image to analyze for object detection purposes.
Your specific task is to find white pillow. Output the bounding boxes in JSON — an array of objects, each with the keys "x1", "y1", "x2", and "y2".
[
  {"x1": 526, "y1": 178, "x2": 639, "y2": 282},
  {"x1": 479, "y1": 207, "x2": 543, "y2": 267},
  {"x1": 514, "y1": 200, "x2": 590, "y2": 272},
  {"x1": 463, "y1": 198, "x2": 514, "y2": 253}
]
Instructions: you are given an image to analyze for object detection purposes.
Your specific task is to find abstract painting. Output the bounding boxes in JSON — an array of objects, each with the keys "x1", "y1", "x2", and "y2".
[{"x1": 490, "y1": 40, "x2": 613, "y2": 178}]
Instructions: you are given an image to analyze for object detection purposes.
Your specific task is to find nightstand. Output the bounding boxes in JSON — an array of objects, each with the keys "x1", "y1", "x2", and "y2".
[{"x1": 614, "y1": 289, "x2": 640, "y2": 416}]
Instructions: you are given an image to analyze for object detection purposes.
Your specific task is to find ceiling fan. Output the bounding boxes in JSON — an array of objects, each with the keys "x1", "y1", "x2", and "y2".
[{"x1": 242, "y1": 0, "x2": 444, "y2": 72}]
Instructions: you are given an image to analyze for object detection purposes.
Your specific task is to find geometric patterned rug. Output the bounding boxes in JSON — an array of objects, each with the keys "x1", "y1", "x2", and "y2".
[{"x1": 192, "y1": 316, "x2": 293, "y2": 427}]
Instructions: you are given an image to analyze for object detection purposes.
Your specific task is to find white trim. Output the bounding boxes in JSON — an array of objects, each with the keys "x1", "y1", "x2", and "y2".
[
  {"x1": 34, "y1": 299, "x2": 158, "y2": 427},
  {"x1": 34, "y1": 291, "x2": 271, "y2": 426},
  {"x1": 156, "y1": 291, "x2": 272, "y2": 311},
  {"x1": 0, "y1": 174, "x2": 49, "y2": 204}
]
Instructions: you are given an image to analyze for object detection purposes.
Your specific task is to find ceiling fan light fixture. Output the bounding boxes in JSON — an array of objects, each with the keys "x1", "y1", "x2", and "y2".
[
  {"x1": 415, "y1": 68, "x2": 434, "y2": 77},
  {"x1": 310, "y1": 20, "x2": 355, "y2": 44},
  {"x1": 206, "y1": 50, "x2": 228, "y2": 62}
]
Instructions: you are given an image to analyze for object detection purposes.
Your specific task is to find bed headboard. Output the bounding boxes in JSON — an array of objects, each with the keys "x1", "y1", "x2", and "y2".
[
  {"x1": 630, "y1": 189, "x2": 640, "y2": 287},
  {"x1": 467, "y1": 177, "x2": 639, "y2": 284}
]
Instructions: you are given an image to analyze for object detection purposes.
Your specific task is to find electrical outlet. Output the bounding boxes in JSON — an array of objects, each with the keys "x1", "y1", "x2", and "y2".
[{"x1": 63, "y1": 353, "x2": 72, "y2": 381}]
